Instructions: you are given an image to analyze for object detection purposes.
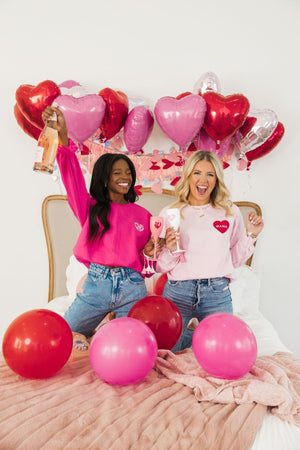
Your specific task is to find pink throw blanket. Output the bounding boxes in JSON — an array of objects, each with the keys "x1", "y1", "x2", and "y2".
[{"x1": 155, "y1": 349, "x2": 300, "y2": 425}]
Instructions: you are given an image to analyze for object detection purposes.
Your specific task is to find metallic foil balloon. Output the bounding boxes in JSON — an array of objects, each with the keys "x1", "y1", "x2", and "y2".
[
  {"x1": 123, "y1": 105, "x2": 154, "y2": 154},
  {"x1": 98, "y1": 88, "x2": 129, "y2": 141},
  {"x1": 194, "y1": 128, "x2": 231, "y2": 159},
  {"x1": 59, "y1": 80, "x2": 90, "y2": 98},
  {"x1": 55, "y1": 94, "x2": 106, "y2": 143},
  {"x1": 14, "y1": 103, "x2": 41, "y2": 140},
  {"x1": 15, "y1": 80, "x2": 61, "y2": 130},
  {"x1": 203, "y1": 92, "x2": 250, "y2": 144},
  {"x1": 193, "y1": 72, "x2": 221, "y2": 95},
  {"x1": 239, "y1": 109, "x2": 278, "y2": 152},
  {"x1": 246, "y1": 122, "x2": 284, "y2": 164},
  {"x1": 154, "y1": 94, "x2": 207, "y2": 149}
]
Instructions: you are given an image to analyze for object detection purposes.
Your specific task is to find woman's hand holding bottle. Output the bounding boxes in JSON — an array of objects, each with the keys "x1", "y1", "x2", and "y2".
[{"x1": 42, "y1": 106, "x2": 69, "y2": 146}]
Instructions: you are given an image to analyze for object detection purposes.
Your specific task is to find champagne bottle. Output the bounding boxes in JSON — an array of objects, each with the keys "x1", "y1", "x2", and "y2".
[{"x1": 33, "y1": 110, "x2": 59, "y2": 174}]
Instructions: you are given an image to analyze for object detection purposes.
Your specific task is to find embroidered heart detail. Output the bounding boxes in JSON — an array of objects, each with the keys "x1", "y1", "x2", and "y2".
[
  {"x1": 213, "y1": 220, "x2": 229, "y2": 233},
  {"x1": 154, "y1": 221, "x2": 162, "y2": 229}
]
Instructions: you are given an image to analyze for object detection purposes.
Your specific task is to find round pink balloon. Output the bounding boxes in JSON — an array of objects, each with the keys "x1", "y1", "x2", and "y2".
[
  {"x1": 154, "y1": 95, "x2": 207, "y2": 148},
  {"x1": 192, "y1": 313, "x2": 257, "y2": 379},
  {"x1": 55, "y1": 94, "x2": 106, "y2": 143},
  {"x1": 89, "y1": 317, "x2": 158, "y2": 385},
  {"x1": 124, "y1": 106, "x2": 154, "y2": 154},
  {"x1": 194, "y1": 128, "x2": 231, "y2": 159}
]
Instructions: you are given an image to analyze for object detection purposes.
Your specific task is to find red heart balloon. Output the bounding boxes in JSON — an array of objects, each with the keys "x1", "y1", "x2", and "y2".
[
  {"x1": 14, "y1": 103, "x2": 41, "y2": 140},
  {"x1": 203, "y1": 92, "x2": 250, "y2": 143},
  {"x1": 98, "y1": 88, "x2": 129, "y2": 141},
  {"x1": 176, "y1": 91, "x2": 192, "y2": 99},
  {"x1": 239, "y1": 116, "x2": 257, "y2": 137},
  {"x1": 246, "y1": 122, "x2": 284, "y2": 163},
  {"x1": 15, "y1": 80, "x2": 61, "y2": 130}
]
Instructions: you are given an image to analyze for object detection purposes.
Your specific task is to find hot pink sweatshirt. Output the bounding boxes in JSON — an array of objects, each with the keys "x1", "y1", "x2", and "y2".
[
  {"x1": 156, "y1": 204, "x2": 256, "y2": 281},
  {"x1": 56, "y1": 141, "x2": 152, "y2": 273}
]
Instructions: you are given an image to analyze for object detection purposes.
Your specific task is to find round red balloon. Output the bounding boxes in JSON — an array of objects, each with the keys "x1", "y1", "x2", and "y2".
[
  {"x1": 128, "y1": 295, "x2": 182, "y2": 350},
  {"x1": 2, "y1": 309, "x2": 73, "y2": 379},
  {"x1": 192, "y1": 313, "x2": 257, "y2": 379}
]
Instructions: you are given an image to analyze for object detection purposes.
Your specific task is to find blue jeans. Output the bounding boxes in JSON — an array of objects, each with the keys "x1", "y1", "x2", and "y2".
[
  {"x1": 64, "y1": 263, "x2": 147, "y2": 337},
  {"x1": 162, "y1": 277, "x2": 233, "y2": 351}
]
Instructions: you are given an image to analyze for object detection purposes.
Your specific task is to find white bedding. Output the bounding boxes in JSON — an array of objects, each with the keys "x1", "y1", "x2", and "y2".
[{"x1": 45, "y1": 260, "x2": 300, "y2": 449}]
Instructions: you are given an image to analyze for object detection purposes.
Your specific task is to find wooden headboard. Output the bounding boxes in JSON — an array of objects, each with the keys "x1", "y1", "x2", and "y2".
[{"x1": 42, "y1": 190, "x2": 261, "y2": 302}]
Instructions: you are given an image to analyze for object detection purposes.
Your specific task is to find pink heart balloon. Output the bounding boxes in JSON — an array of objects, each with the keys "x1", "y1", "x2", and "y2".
[
  {"x1": 124, "y1": 106, "x2": 154, "y2": 154},
  {"x1": 194, "y1": 128, "x2": 231, "y2": 159},
  {"x1": 154, "y1": 95, "x2": 207, "y2": 148},
  {"x1": 55, "y1": 94, "x2": 106, "y2": 143},
  {"x1": 59, "y1": 80, "x2": 80, "y2": 89}
]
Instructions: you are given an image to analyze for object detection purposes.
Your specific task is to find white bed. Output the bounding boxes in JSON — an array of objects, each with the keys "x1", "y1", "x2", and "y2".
[{"x1": 0, "y1": 191, "x2": 299, "y2": 450}]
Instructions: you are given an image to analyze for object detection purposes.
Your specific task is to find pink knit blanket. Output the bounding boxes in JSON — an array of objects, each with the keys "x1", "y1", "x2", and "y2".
[{"x1": 0, "y1": 350, "x2": 299, "y2": 449}]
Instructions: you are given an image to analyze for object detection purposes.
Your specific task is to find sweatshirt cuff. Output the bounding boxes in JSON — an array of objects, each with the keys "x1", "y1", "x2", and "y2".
[{"x1": 58, "y1": 139, "x2": 78, "y2": 155}]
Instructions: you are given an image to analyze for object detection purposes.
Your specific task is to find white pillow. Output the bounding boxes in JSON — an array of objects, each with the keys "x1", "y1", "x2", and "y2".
[
  {"x1": 230, "y1": 265, "x2": 290, "y2": 356},
  {"x1": 66, "y1": 255, "x2": 88, "y2": 299}
]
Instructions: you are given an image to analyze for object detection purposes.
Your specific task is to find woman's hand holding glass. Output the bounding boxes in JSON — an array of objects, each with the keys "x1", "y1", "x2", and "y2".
[{"x1": 166, "y1": 208, "x2": 185, "y2": 253}]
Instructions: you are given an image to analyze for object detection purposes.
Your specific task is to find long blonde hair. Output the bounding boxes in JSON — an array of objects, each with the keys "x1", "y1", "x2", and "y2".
[{"x1": 171, "y1": 150, "x2": 232, "y2": 215}]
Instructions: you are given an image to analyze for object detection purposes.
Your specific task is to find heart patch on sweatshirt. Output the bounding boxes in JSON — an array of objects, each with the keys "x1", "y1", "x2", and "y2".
[{"x1": 213, "y1": 220, "x2": 229, "y2": 233}]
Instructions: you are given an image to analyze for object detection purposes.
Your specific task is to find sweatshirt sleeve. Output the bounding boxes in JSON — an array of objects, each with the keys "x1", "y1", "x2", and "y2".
[
  {"x1": 230, "y1": 205, "x2": 256, "y2": 267},
  {"x1": 56, "y1": 140, "x2": 91, "y2": 226},
  {"x1": 156, "y1": 247, "x2": 183, "y2": 273}
]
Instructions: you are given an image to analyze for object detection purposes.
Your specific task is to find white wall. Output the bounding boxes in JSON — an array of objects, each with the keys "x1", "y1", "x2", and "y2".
[{"x1": 1, "y1": 0, "x2": 299, "y2": 354}]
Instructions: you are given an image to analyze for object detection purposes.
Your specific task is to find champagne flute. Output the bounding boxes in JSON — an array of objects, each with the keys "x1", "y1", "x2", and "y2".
[
  {"x1": 166, "y1": 208, "x2": 185, "y2": 253},
  {"x1": 150, "y1": 216, "x2": 164, "y2": 261}
]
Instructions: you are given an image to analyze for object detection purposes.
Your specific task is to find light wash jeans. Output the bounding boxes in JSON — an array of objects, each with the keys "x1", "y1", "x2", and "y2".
[
  {"x1": 162, "y1": 277, "x2": 233, "y2": 351},
  {"x1": 64, "y1": 263, "x2": 147, "y2": 337}
]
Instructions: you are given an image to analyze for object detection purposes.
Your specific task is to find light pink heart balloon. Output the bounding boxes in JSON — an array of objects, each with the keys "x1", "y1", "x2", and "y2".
[
  {"x1": 59, "y1": 80, "x2": 80, "y2": 89},
  {"x1": 154, "y1": 95, "x2": 207, "y2": 148},
  {"x1": 55, "y1": 94, "x2": 106, "y2": 143},
  {"x1": 195, "y1": 128, "x2": 231, "y2": 159},
  {"x1": 124, "y1": 105, "x2": 154, "y2": 154}
]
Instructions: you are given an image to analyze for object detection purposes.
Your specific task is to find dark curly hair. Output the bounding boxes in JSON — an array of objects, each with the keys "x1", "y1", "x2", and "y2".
[{"x1": 88, "y1": 153, "x2": 138, "y2": 242}]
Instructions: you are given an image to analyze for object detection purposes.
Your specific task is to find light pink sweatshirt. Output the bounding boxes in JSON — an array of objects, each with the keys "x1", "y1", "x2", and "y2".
[
  {"x1": 156, "y1": 204, "x2": 256, "y2": 281},
  {"x1": 56, "y1": 141, "x2": 152, "y2": 273}
]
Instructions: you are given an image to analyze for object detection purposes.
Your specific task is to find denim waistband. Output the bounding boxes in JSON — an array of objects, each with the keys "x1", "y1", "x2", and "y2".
[
  {"x1": 181, "y1": 277, "x2": 228, "y2": 286},
  {"x1": 88, "y1": 263, "x2": 137, "y2": 279}
]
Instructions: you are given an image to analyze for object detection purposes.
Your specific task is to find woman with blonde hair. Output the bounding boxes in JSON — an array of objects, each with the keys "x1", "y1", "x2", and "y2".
[{"x1": 146, "y1": 150, "x2": 264, "y2": 351}]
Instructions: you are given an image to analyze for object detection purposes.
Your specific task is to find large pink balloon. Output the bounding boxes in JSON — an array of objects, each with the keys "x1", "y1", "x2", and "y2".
[
  {"x1": 194, "y1": 128, "x2": 231, "y2": 159},
  {"x1": 154, "y1": 95, "x2": 207, "y2": 148},
  {"x1": 124, "y1": 105, "x2": 154, "y2": 154},
  {"x1": 55, "y1": 94, "x2": 106, "y2": 143},
  {"x1": 89, "y1": 317, "x2": 158, "y2": 385},
  {"x1": 192, "y1": 313, "x2": 257, "y2": 379}
]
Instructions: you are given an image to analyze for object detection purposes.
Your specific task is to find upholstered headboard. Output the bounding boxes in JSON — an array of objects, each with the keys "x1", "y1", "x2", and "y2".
[{"x1": 42, "y1": 190, "x2": 261, "y2": 302}]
